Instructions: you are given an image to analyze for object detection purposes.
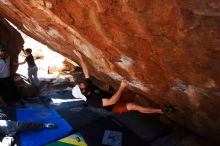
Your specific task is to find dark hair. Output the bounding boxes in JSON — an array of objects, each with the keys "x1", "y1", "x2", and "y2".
[
  {"x1": 74, "y1": 74, "x2": 92, "y2": 96},
  {"x1": 77, "y1": 79, "x2": 92, "y2": 96},
  {"x1": 81, "y1": 84, "x2": 91, "y2": 96},
  {"x1": 25, "y1": 48, "x2": 32, "y2": 54}
]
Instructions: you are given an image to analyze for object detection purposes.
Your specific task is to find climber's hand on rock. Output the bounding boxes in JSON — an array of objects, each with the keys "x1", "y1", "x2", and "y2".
[{"x1": 120, "y1": 80, "x2": 129, "y2": 89}]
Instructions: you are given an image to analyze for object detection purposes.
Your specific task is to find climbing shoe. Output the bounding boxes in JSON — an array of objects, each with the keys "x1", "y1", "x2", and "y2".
[
  {"x1": 162, "y1": 106, "x2": 174, "y2": 113},
  {"x1": 44, "y1": 123, "x2": 57, "y2": 129}
]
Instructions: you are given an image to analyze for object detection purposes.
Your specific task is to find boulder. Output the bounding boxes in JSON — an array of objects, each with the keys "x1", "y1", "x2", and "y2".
[
  {"x1": 0, "y1": 0, "x2": 220, "y2": 144},
  {"x1": 0, "y1": 16, "x2": 23, "y2": 76}
]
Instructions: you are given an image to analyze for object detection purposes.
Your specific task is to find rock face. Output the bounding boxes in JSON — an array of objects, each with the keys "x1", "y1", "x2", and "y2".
[
  {"x1": 0, "y1": 16, "x2": 23, "y2": 76},
  {"x1": 0, "y1": 0, "x2": 219, "y2": 144}
]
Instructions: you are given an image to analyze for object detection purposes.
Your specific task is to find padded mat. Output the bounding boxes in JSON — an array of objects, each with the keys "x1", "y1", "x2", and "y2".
[
  {"x1": 16, "y1": 108, "x2": 72, "y2": 146},
  {"x1": 79, "y1": 117, "x2": 146, "y2": 146},
  {"x1": 16, "y1": 108, "x2": 61, "y2": 122},
  {"x1": 40, "y1": 91, "x2": 86, "y2": 110},
  {"x1": 20, "y1": 118, "x2": 72, "y2": 146},
  {"x1": 57, "y1": 107, "x2": 103, "y2": 130},
  {"x1": 45, "y1": 132, "x2": 87, "y2": 146},
  {"x1": 114, "y1": 111, "x2": 171, "y2": 142}
]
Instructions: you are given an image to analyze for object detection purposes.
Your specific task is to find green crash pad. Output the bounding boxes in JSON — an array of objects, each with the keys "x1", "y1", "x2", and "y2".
[{"x1": 46, "y1": 132, "x2": 87, "y2": 146}]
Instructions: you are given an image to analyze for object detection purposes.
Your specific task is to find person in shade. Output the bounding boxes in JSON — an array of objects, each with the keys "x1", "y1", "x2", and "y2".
[
  {"x1": 18, "y1": 48, "x2": 40, "y2": 86},
  {"x1": 0, "y1": 109, "x2": 57, "y2": 146},
  {"x1": 0, "y1": 45, "x2": 19, "y2": 106},
  {"x1": 72, "y1": 50, "x2": 174, "y2": 114},
  {"x1": 0, "y1": 120, "x2": 57, "y2": 136}
]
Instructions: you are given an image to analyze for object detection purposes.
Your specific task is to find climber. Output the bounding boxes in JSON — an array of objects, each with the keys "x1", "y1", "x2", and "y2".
[
  {"x1": 18, "y1": 48, "x2": 40, "y2": 87},
  {"x1": 0, "y1": 45, "x2": 19, "y2": 106},
  {"x1": 72, "y1": 50, "x2": 174, "y2": 114}
]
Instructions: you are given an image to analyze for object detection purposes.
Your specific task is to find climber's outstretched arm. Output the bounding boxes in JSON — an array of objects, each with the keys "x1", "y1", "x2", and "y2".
[
  {"x1": 102, "y1": 80, "x2": 128, "y2": 106},
  {"x1": 73, "y1": 50, "x2": 89, "y2": 78}
]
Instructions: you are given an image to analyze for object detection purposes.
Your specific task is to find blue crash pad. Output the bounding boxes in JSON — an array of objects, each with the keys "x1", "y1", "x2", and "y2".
[
  {"x1": 16, "y1": 108, "x2": 61, "y2": 122},
  {"x1": 19, "y1": 118, "x2": 72, "y2": 146},
  {"x1": 16, "y1": 108, "x2": 73, "y2": 146}
]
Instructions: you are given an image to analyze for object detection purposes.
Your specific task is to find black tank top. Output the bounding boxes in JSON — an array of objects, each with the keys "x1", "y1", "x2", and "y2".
[{"x1": 25, "y1": 55, "x2": 36, "y2": 68}]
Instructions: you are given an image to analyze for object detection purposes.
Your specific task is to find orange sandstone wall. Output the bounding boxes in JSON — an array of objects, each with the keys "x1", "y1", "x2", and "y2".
[
  {"x1": 0, "y1": 0, "x2": 219, "y2": 144},
  {"x1": 0, "y1": 16, "x2": 23, "y2": 76}
]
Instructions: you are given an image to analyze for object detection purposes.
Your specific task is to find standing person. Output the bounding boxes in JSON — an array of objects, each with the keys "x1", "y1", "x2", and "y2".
[
  {"x1": 72, "y1": 50, "x2": 174, "y2": 114},
  {"x1": 0, "y1": 45, "x2": 18, "y2": 105},
  {"x1": 19, "y1": 48, "x2": 40, "y2": 86}
]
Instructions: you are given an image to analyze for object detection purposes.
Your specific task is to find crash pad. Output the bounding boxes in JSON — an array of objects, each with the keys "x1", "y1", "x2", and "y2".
[
  {"x1": 16, "y1": 108, "x2": 73, "y2": 146},
  {"x1": 57, "y1": 107, "x2": 103, "y2": 129},
  {"x1": 45, "y1": 132, "x2": 87, "y2": 146},
  {"x1": 79, "y1": 117, "x2": 146, "y2": 146},
  {"x1": 114, "y1": 111, "x2": 171, "y2": 142},
  {"x1": 16, "y1": 108, "x2": 61, "y2": 122}
]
